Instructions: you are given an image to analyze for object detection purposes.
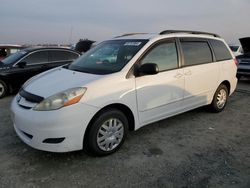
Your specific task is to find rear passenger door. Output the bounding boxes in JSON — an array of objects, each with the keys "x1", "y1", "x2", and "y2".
[
  {"x1": 179, "y1": 38, "x2": 220, "y2": 109},
  {"x1": 48, "y1": 50, "x2": 79, "y2": 70}
]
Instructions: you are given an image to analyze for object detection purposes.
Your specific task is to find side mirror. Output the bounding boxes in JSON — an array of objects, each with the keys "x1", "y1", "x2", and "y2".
[
  {"x1": 137, "y1": 63, "x2": 159, "y2": 76},
  {"x1": 17, "y1": 61, "x2": 27, "y2": 68}
]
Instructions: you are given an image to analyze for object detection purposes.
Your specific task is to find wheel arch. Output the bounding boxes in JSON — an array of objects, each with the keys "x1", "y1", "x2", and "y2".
[
  {"x1": 83, "y1": 103, "x2": 135, "y2": 148},
  {"x1": 0, "y1": 75, "x2": 7, "y2": 84},
  {"x1": 0, "y1": 76, "x2": 10, "y2": 95},
  {"x1": 220, "y1": 80, "x2": 231, "y2": 94}
]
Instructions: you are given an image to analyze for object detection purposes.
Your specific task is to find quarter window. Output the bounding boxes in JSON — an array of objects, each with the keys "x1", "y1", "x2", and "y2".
[
  {"x1": 181, "y1": 41, "x2": 213, "y2": 66},
  {"x1": 22, "y1": 51, "x2": 49, "y2": 65},
  {"x1": 209, "y1": 39, "x2": 232, "y2": 61},
  {"x1": 141, "y1": 42, "x2": 178, "y2": 71}
]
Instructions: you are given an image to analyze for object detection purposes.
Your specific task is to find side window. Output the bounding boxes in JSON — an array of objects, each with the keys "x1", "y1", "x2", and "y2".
[
  {"x1": 181, "y1": 41, "x2": 213, "y2": 66},
  {"x1": 141, "y1": 42, "x2": 178, "y2": 71},
  {"x1": 209, "y1": 39, "x2": 232, "y2": 61},
  {"x1": 49, "y1": 51, "x2": 79, "y2": 62},
  {"x1": 22, "y1": 51, "x2": 48, "y2": 65}
]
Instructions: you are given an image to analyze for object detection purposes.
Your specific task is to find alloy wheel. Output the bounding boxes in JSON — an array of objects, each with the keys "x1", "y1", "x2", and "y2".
[
  {"x1": 97, "y1": 118, "x2": 124, "y2": 151},
  {"x1": 216, "y1": 88, "x2": 227, "y2": 109},
  {"x1": 0, "y1": 82, "x2": 5, "y2": 97}
]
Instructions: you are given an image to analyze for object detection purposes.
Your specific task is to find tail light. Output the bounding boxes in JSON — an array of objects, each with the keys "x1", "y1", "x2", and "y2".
[{"x1": 234, "y1": 59, "x2": 239, "y2": 67}]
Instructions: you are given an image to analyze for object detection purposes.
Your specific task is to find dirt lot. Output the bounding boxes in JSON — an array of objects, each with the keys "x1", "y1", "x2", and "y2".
[{"x1": 0, "y1": 79, "x2": 250, "y2": 188}]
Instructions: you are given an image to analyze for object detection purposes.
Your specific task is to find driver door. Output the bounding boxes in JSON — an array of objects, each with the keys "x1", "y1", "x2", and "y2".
[{"x1": 135, "y1": 39, "x2": 184, "y2": 125}]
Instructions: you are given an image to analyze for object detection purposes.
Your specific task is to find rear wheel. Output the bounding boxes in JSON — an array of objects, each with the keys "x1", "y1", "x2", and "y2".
[
  {"x1": 85, "y1": 109, "x2": 128, "y2": 156},
  {"x1": 0, "y1": 80, "x2": 7, "y2": 98},
  {"x1": 210, "y1": 84, "x2": 228, "y2": 112}
]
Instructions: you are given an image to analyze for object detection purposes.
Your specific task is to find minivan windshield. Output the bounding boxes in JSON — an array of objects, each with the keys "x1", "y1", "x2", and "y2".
[
  {"x1": 68, "y1": 39, "x2": 148, "y2": 74},
  {"x1": 2, "y1": 50, "x2": 27, "y2": 65}
]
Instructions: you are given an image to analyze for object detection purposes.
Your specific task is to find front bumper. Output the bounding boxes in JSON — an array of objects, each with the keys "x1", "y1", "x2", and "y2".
[{"x1": 11, "y1": 96, "x2": 99, "y2": 152}]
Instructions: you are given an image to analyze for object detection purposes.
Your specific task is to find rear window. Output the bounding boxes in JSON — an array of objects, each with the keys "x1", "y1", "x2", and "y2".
[
  {"x1": 210, "y1": 39, "x2": 232, "y2": 61},
  {"x1": 181, "y1": 41, "x2": 213, "y2": 66}
]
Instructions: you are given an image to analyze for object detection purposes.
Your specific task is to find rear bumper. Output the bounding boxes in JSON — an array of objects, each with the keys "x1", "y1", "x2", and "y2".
[
  {"x1": 237, "y1": 71, "x2": 250, "y2": 76},
  {"x1": 237, "y1": 59, "x2": 250, "y2": 76}
]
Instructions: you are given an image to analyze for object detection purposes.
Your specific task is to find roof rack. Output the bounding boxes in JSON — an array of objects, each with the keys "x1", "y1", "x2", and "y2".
[
  {"x1": 114, "y1": 33, "x2": 148, "y2": 38},
  {"x1": 159, "y1": 30, "x2": 220, "y2": 38}
]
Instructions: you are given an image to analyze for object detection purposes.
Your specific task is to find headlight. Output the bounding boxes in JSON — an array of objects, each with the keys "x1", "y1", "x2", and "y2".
[{"x1": 33, "y1": 87, "x2": 87, "y2": 111}]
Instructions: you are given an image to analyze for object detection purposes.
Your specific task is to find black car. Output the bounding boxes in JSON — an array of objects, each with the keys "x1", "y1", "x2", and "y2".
[
  {"x1": 0, "y1": 47, "x2": 80, "y2": 98},
  {"x1": 236, "y1": 37, "x2": 250, "y2": 80}
]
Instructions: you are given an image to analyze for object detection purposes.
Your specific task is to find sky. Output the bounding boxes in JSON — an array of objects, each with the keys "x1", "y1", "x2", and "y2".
[{"x1": 0, "y1": 0, "x2": 249, "y2": 45}]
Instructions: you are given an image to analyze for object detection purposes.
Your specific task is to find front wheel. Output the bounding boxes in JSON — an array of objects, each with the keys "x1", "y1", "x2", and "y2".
[
  {"x1": 0, "y1": 80, "x2": 8, "y2": 98},
  {"x1": 209, "y1": 84, "x2": 228, "y2": 113},
  {"x1": 85, "y1": 109, "x2": 128, "y2": 156}
]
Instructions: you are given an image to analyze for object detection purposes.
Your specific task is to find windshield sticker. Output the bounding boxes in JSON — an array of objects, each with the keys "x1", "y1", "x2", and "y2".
[{"x1": 124, "y1": 42, "x2": 141, "y2": 46}]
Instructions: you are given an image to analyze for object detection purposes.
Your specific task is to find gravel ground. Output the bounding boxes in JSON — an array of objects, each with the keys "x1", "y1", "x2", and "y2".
[{"x1": 0, "y1": 79, "x2": 250, "y2": 188}]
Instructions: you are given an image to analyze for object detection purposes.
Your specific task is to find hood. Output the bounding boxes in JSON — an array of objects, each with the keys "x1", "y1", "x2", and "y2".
[
  {"x1": 24, "y1": 67, "x2": 102, "y2": 98},
  {"x1": 239, "y1": 37, "x2": 250, "y2": 54}
]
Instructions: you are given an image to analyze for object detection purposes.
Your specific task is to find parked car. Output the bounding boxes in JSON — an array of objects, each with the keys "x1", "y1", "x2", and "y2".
[
  {"x1": 11, "y1": 30, "x2": 237, "y2": 156},
  {"x1": 229, "y1": 45, "x2": 243, "y2": 57},
  {"x1": 236, "y1": 37, "x2": 250, "y2": 79},
  {"x1": 0, "y1": 47, "x2": 80, "y2": 98},
  {"x1": 0, "y1": 44, "x2": 24, "y2": 60}
]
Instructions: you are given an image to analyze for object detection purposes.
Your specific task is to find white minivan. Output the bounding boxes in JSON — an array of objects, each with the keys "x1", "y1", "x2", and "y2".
[{"x1": 11, "y1": 30, "x2": 238, "y2": 156}]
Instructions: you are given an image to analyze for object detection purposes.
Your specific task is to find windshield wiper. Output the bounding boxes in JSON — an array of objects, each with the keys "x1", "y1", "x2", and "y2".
[
  {"x1": 67, "y1": 65, "x2": 92, "y2": 74},
  {"x1": 62, "y1": 64, "x2": 70, "y2": 69},
  {"x1": 73, "y1": 69, "x2": 93, "y2": 74}
]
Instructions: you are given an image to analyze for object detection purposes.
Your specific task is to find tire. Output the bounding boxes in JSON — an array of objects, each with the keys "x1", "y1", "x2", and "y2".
[
  {"x1": 0, "y1": 80, "x2": 8, "y2": 99},
  {"x1": 85, "y1": 109, "x2": 128, "y2": 156},
  {"x1": 210, "y1": 84, "x2": 228, "y2": 113}
]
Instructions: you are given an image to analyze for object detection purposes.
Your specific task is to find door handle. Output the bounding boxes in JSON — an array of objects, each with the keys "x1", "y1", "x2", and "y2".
[
  {"x1": 174, "y1": 73, "x2": 183, "y2": 78},
  {"x1": 184, "y1": 70, "x2": 192, "y2": 76}
]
